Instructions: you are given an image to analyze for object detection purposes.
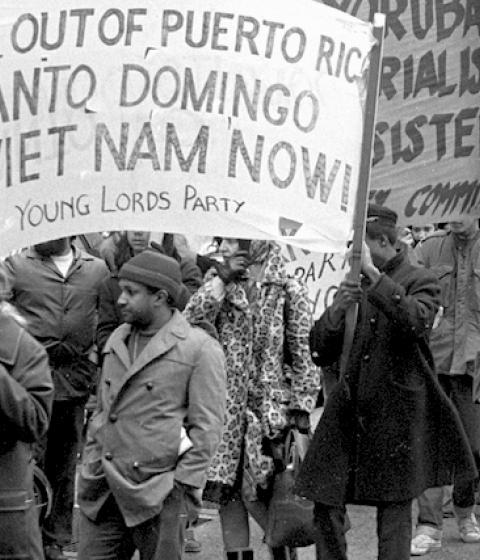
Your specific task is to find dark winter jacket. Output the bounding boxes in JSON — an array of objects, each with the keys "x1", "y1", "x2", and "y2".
[
  {"x1": 0, "y1": 306, "x2": 53, "y2": 558},
  {"x1": 295, "y1": 252, "x2": 477, "y2": 505},
  {"x1": 0, "y1": 247, "x2": 108, "y2": 400}
]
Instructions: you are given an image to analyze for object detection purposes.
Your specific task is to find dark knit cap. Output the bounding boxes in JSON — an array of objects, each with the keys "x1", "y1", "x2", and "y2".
[
  {"x1": 366, "y1": 204, "x2": 398, "y2": 227},
  {"x1": 118, "y1": 250, "x2": 182, "y2": 303},
  {"x1": 238, "y1": 239, "x2": 252, "y2": 252}
]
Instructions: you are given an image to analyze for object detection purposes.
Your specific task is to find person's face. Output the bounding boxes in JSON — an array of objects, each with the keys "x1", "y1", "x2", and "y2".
[
  {"x1": 219, "y1": 238, "x2": 240, "y2": 258},
  {"x1": 34, "y1": 237, "x2": 69, "y2": 257},
  {"x1": 126, "y1": 231, "x2": 151, "y2": 254},
  {"x1": 117, "y1": 279, "x2": 157, "y2": 328},
  {"x1": 398, "y1": 227, "x2": 414, "y2": 247},
  {"x1": 365, "y1": 234, "x2": 389, "y2": 268},
  {"x1": 449, "y1": 217, "x2": 477, "y2": 236},
  {"x1": 411, "y1": 224, "x2": 435, "y2": 243}
]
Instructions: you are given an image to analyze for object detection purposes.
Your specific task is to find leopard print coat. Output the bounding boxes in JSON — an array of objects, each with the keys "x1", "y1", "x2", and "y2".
[{"x1": 184, "y1": 242, "x2": 320, "y2": 502}]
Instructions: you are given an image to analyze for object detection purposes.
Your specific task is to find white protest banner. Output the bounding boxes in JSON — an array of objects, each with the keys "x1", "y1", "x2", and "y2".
[
  {"x1": 0, "y1": 0, "x2": 375, "y2": 256},
  {"x1": 283, "y1": 246, "x2": 347, "y2": 319},
  {"x1": 319, "y1": 0, "x2": 480, "y2": 225}
]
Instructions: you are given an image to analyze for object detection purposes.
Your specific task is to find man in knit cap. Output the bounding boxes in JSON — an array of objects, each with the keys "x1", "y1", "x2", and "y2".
[{"x1": 77, "y1": 250, "x2": 226, "y2": 560}]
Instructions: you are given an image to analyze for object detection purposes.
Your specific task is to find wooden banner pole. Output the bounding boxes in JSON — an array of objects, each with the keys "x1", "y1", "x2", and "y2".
[{"x1": 339, "y1": 13, "x2": 386, "y2": 382}]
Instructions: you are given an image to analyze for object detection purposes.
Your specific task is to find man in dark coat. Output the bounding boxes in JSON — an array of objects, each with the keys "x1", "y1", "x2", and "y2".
[
  {"x1": 0, "y1": 238, "x2": 109, "y2": 560},
  {"x1": 0, "y1": 296, "x2": 53, "y2": 559},
  {"x1": 295, "y1": 204, "x2": 477, "y2": 560}
]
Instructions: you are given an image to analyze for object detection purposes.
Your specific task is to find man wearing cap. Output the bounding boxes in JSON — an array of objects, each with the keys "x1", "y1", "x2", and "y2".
[
  {"x1": 411, "y1": 216, "x2": 480, "y2": 554},
  {"x1": 76, "y1": 251, "x2": 226, "y2": 560},
  {"x1": 295, "y1": 204, "x2": 477, "y2": 560}
]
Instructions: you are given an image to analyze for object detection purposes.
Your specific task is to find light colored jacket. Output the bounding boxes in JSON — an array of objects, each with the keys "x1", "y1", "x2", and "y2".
[
  {"x1": 413, "y1": 230, "x2": 480, "y2": 377},
  {"x1": 78, "y1": 310, "x2": 226, "y2": 527}
]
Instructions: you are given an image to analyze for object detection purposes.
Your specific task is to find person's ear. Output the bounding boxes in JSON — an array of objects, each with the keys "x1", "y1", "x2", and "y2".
[{"x1": 154, "y1": 289, "x2": 168, "y2": 305}]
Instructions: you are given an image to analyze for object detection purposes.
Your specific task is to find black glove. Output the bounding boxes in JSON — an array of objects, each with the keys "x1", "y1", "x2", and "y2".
[
  {"x1": 216, "y1": 251, "x2": 249, "y2": 284},
  {"x1": 289, "y1": 409, "x2": 311, "y2": 435}
]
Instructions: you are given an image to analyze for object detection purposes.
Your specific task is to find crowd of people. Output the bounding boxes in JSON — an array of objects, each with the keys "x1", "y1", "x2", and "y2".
[{"x1": 0, "y1": 207, "x2": 479, "y2": 560}]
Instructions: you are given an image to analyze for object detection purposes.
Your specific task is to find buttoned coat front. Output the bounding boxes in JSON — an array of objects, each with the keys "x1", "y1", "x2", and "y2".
[
  {"x1": 295, "y1": 253, "x2": 477, "y2": 506},
  {"x1": 77, "y1": 310, "x2": 226, "y2": 527}
]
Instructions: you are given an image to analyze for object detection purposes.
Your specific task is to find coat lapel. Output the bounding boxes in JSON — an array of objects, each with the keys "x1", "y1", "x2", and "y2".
[
  {"x1": 128, "y1": 327, "x2": 180, "y2": 377},
  {"x1": 107, "y1": 311, "x2": 189, "y2": 392}
]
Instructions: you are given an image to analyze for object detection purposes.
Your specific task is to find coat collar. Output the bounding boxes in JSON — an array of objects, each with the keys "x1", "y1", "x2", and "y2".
[
  {"x1": 106, "y1": 309, "x2": 189, "y2": 373},
  {"x1": 380, "y1": 250, "x2": 406, "y2": 275},
  {"x1": 25, "y1": 245, "x2": 95, "y2": 278},
  {"x1": 26, "y1": 245, "x2": 95, "y2": 263},
  {"x1": 0, "y1": 311, "x2": 22, "y2": 365}
]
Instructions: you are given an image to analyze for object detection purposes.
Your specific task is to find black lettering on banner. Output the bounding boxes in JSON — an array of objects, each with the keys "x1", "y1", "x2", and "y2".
[
  {"x1": 13, "y1": 68, "x2": 40, "y2": 120},
  {"x1": 281, "y1": 27, "x2": 306, "y2": 63},
  {"x1": 373, "y1": 107, "x2": 479, "y2": 165},
  {"x1": 405, "y1": 180, "x2": 480, "y2": 218},
  {"x1": 183, "y1": 184, "x2": 246, "y2": 213},
  {"x1": 263, "y1": 84, "x2": 289, "y2": 126},
  {"x1": 181, "y1": 68, "x2": 217, "y2": 112},
  {"x1": 69, "y1": 9, "x2": 95, "y2": 47},
  {"x1": 164, "y1": 123, "x2": 209, "y2": 173},
  {"x1": 381, "y1": 50, "x2": 457, "y2": 101},
  {"x1": 302, "y1": 149, "x2": 341, "y2": 202},
  {"x1": 228, "y1": 129, "x2": 264, "y2": 182},
  {"x1": 186, "y1": 11, "x2": 210, "y2": 48},
  {"x1": 15, "y1": 194, "x2": 91, "y2": 231},
  {"x1": 10, "y1": 8, "x2": 146, "y2": 52},
  {"x1": 120, "y1": 64, "x2": 149, "y2": 107},
  {"x1": 95, "y1": 121, "x2": 209, "y2": 173},
  {"x1": 0, "y1": 124, "x2": 77, "y2": 186},
  {"x1": 11, "y1": 13, "x2": 38, "y2": 53},
  {"x1": 316, "y1": 35, "x2": 362, "y2": 82},
  {"x1": 235, "y1": 15, "x2": 260, "y2": 54},
  {"x1": 268, "y1": 141, "x2": 296, "y2": 188},
  {"x1": 0, "y1": 65, "x2": 97, "y2": 123},
  {"x1": 126, "y1": 122, "x2": 160, "y2": 170},
  {"x1": 261, "y1": 20, "x2": 284, "y2": 58},
  {"x1": 48, "y1": 124, "x2": 77, "y2": 176},
  {"x1": 229, "y1": 130, "x2": 353, "y2": 210},
  {"x1": 322, "y1": 0, "x2": 479, "y2": 42},
  {"x1": 95, "y1": 122, "x2": 129, "y2": 170},
  {"x1": 101, "y1": 185, "x2": 171, "y2": 213},
  {"x1": 0, "y1": 137, "x2": 12, "y2": 187},
  {"x1": 118, "y1": 65, "x2": 322, "y2": 133},
  {"x1": 20, "y1": 130, "x2": 40, "y2": 183},
  {"x1": 369, "y1": 188, "x2": 392, "y2": 206},
  {"x1": 66, "y1": 64, "x2": 96, "y2": 108},
  {"x1": 460, "y1": 46, "x2": 480, "y2": 96},
  {"x1": 233, "y1": 75, "x2": 260, "y2": 121},
  {"x1": 212, "y1": 12, "x2": 234, "y2": 51},
  {"x1": 455, "y1": 107, "x2": 479, "y2": 157},
  {"x1": 44, "y1": 65, "x2": 71, "y2": 112}
]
